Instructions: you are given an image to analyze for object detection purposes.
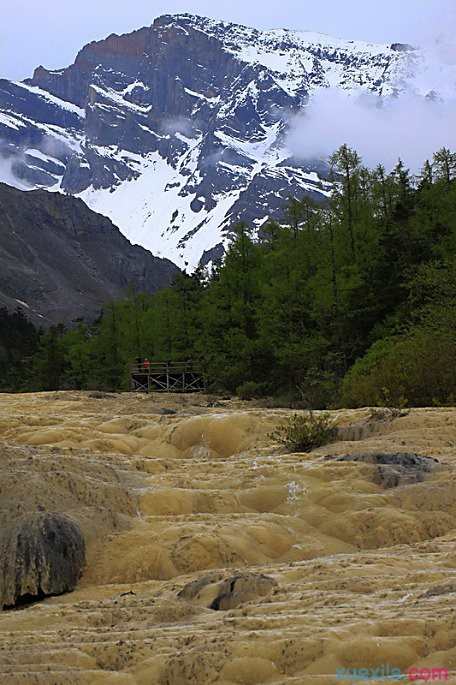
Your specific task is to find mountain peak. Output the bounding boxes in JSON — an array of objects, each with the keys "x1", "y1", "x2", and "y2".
[{"x1": 0, "y1": 15, "x2": 452, "y2": 269}]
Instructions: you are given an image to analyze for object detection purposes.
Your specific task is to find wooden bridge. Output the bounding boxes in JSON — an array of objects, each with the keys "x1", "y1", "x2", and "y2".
[{"x1": 130, "y1": 361, "x2": 206, "y2": 393}]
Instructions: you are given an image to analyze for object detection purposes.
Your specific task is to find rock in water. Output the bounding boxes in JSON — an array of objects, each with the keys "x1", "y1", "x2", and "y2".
[
  {"x1": 209, "y1": 573, "x2": 278, "y2": 610},
  {"x1": 326, "y1": 452, "x2": 440, "y2": 489},
  {"x1": 0, "y1": 512, "x2": 85, "y2": 609},
  {"x1": 178, "y1": 572, "x2": 277, "y2": 610}
]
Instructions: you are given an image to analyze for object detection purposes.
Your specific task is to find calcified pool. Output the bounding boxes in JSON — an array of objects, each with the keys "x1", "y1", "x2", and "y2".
[{"x1": 0, "y1": 391, "x2": 456, "y2": 684}]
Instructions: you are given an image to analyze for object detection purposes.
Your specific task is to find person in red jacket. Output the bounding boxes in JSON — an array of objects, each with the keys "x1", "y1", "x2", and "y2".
[{"x1": 143, "y1": 358, "x2": 151, "y2": 373}]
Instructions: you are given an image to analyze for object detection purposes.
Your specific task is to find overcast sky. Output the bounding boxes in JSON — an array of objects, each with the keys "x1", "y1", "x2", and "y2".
[{"x1": 0, "y1": 0, "x2": 454, "y2": 80}]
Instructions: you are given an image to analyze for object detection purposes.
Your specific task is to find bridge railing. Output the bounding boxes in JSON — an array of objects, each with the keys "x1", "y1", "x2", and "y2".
[{"x1": 130, "y1": 361, "x2": 205, "y2": 393}]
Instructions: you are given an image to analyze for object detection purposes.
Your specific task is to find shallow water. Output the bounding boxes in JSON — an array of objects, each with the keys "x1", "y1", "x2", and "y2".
[{"x1": 0, "y1": 392, "x2": 456, "y2": 683}]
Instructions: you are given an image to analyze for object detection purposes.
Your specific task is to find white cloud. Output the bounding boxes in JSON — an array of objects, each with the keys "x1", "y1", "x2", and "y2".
[
  {"x1": 287, "y1": 89, "x2": 456, "y2": 171},
  {"x1": 0, "y1": 149, "x2": 31, "y2": 190}
]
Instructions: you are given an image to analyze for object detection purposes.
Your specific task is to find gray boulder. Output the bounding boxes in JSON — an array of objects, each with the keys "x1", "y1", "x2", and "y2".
[{"x1": 0, "y1": 512, "x2": 85, "y2": 609}]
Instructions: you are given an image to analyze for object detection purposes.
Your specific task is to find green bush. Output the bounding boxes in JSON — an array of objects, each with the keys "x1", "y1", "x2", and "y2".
[
  {"x1": 341, "y1": 328, "x2": 456, "y2": 408},
  {"x1": 236, "y1": 381, "x2": 269, "y2": 400},
  {"x1": 296, "y1": 366, "x2": 340, "y2": 410},
  {"x1": 270, "y1": 411, "x2": 337, "y2": 452},
  {"x1": 257, "y1": 392, "x2": 307, "y2": 409}
]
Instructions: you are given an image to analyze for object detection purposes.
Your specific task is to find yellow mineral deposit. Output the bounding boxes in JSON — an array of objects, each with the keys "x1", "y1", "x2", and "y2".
[{"x1": 0, "y1": 392, "x2": 456, "y2": 683}]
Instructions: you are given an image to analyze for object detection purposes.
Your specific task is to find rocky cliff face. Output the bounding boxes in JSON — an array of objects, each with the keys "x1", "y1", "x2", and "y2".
[
  {"x1": 0, "y1": 14, "x2": 451, "y2": 268},
  {"x1": 0, "y1": 183, "x2": 178, "y2": 323}
]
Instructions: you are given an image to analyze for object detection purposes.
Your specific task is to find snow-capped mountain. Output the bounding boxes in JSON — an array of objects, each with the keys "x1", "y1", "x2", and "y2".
[{"x1": 0, "y1": 14, "x2": 453, "y2": 268}]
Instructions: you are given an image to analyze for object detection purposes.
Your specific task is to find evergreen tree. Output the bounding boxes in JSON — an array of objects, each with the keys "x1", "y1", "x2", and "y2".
[
  {"x1": 32, "y1": 325, "x2": 66, "y2": 391},
  {"x1": 330, "y1": 144, "x2": 362, "y2": 257},
  {"x1": 433, "y1": 147, "x2": 456, "y2": 186},
  {"x1": 17, "y1": 145, "x2": 456, "y2": 408}
]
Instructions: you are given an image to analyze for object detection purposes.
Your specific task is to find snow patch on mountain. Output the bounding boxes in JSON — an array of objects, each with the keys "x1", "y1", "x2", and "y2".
[
  {"x1": 12, "y1": 82, "x2": 86, "y2": 118},
  {"x1": 0, "y1": 112, "x2": 27, "y2": 130},
  {"x1": 79, "y1": 140, "x2": 246, "y2": 270}
]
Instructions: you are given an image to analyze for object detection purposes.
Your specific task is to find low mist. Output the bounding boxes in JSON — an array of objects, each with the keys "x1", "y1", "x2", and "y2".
[
  {"x1": 0, "y1": 154, "x2": 30, "y2": 190},
  {"x1": 287, "y1": 89, "x2": 456, "y2": 172},
  {"x1": 287, "y1": 0, "x2": 456, "y2": 173}
]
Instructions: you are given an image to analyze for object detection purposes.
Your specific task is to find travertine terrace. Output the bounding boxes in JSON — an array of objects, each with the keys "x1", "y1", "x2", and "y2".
[{"x1": 1, "y1": 391, "x2": 456, "y2": 683}]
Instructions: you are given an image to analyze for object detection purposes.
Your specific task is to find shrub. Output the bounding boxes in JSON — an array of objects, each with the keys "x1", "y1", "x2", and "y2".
[
  {"x1": 341, "y1": 328, "x2": 456, "y2": 408},
  {"x1": 270, "y1": 411, "x2": 337, "y2": 452},
  {"x1": 236, "y1": 381, "x2": 269, "y2": 400},
  {"x1": 257, "y1": 392, "x2": 307, "y2": 409},
  {"x1": 296, "y1": 369, "x2": 340, "y2": 410}
]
